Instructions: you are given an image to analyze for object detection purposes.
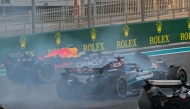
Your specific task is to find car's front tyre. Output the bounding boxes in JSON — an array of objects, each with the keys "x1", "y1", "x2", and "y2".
[
  {"x1": 116, "y1": 76, "x2": 128, "y2": 98},
  {"x1": 167, "y1": 65, "x2": 187, "y2": 82},
  {"x1": 6, "y1": 69, "x2": 23, "y2": 83},
  {"x1": 35, "y1": 62, "x2": 57, "y2": 83},
  {"x1": 138, "y1": 89, "x2": 151, "y2": 109}
]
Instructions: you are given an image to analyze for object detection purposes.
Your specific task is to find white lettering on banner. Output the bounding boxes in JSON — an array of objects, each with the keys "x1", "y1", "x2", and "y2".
[
  {"x1": 136, "y1": 73, "x2": 153, "y2": 81},
  {"x1": 76, "y1": 59, "x2": 103, "y2": 67}
]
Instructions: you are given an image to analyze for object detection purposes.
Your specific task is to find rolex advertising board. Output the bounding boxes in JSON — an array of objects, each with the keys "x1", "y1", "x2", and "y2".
[{"x1": 0, "y1": 17, "x2": 190, "y2": 64}]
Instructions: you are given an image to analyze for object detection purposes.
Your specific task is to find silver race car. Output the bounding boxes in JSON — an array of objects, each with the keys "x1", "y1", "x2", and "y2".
[{"x1": 138, "y1": 65, "x2": 189, "y2": 109}]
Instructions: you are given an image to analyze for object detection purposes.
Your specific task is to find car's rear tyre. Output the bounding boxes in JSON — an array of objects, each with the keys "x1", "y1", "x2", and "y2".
[
  {"x1": 36, "y1": 62, "x2": 57, "y2": 83},
  {"x1": 167, "y1": 65, "x2": 187, "y2": 82},
  {"x1": 6, "y1": 69, "x2": 23, "y2": 83},
  {"x1": 116, "y1": 76, "x2": 127, "y2": 98},
  {"x1": 56, "y1": 76, "x2": 81, "y2": 100},
  {"x1": 95, "y1": 76, "x2": 111, "y2": 100},
  {"x1": 6, "y1": 69, "x2": 16, "y2": 82},
  {"x1": 96, "y1": 75, "x2": 127, "y2": 100},
  {"x1": 0, "y1": 104, "x2": 5, "y2": 109},
  {"x1": 132, "y1": 52, "x2": 152, "y2": 69},
  {"x1": 138, "y1": 89, "x2": 151, "y2": 109}
]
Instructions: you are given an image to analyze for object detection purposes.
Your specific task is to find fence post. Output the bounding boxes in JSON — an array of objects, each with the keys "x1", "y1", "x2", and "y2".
[
  {"x1": 58, "y1": 21, "x2": 61, "y2": 30},
  {"x1": 31, "y1": 0, "x2": 36, "y2": 33},
  {"x1": 5, "y1": 25, "x2": 7, "y2": 36},
  {"x1": 88, "y1": 0, "x2": 92, "y2": 27},
  {"x1": 61, "y1": 6, "x2": 65, "y2": 30},
  {"x1": 2, "y1": 0, "x2": 5, "y2": 16},
  {"x1": 181, "y1": 0, "x2": 185, "y2": 12},
  {"x1": 173, "y1": 9, "x2": 175, "y2": 18},
  {"x1": 188, "y1": 0, "x2": 190, "y2": 17},
  {"x1": 141, "y1": 0, "x2": 145, "y2": 22},
  {"x1": 79, "y1": 0, "x2": 85, "y2": 27},
  {"x1": 123, "y1": 0, "x2": 127, "y2": 23},
  {"x1": 41, "y1": 22, "x2": 43, "y2": 32},
  {"x1": 24, "y1": 24, "x2": 26, "y2": 34},
  {"x1": 93, "y1": 1, "x2": 97, "y2": 26}
]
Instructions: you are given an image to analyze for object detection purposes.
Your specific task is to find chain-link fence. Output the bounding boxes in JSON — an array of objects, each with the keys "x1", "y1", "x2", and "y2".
[{"x1": 0, "y1": 0, "x2": 189, "y2": 37}]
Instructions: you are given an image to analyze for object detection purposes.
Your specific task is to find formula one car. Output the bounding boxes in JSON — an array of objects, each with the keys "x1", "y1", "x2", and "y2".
[
  {"x1": 3, "y1": 43, "x2": 155, "y2": 84},
  {"x1": 138, "y1": 65, "x2": 189, "y2": 109},
  {"x1": 3, "y1": 53, "x2": 57, "y2": 83},
  {"x1": 56, "y1": 55, "x2": 168, "y2": 100}
]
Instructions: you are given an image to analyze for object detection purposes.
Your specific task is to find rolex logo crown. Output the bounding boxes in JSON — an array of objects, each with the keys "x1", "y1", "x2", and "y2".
[
  {"x1": 90, "y1": 28, "x2": 97, "y2": 41},
  {"x1": 187, "y1": 18, "x2": 190, "y2": 30},
  {"x1": 123, "y1": 25, "x2": 129, "y2": 37},
  {"x1": 20, "y1": 36, "x2": 26, "y2": 49},
  {"x1": 55, "y1": 32, "x2": 62, "y2": 46},
  {"x1": 156, "y1": 21, "x2": 162, "y2": 33}
]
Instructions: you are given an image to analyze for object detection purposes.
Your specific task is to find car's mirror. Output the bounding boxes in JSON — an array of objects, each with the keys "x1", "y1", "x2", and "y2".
[
  {"x1": 149, "y1": 67, "x2": 156, "y2": 70},
  {"x1": 136, "y1": 69, "x2": 143, "y2": 72}
]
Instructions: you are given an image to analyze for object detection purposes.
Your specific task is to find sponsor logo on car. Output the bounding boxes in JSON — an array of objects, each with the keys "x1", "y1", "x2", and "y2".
[
  {"x1": 22, "y1": 58, "x2": 34, "y2": 62},
  {"x1": 44, "y1": 48, "x2": 79, "y2": 58},
  {"x1": 76, "y1": 59, "x2": 103, "y2": 67},
  {"x1": 136, "y1": 73, "x2": 153, "y2": 81}
]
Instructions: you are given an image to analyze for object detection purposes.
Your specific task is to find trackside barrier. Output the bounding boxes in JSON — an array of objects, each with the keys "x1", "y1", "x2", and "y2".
[{"x1": 1, "y1": 17, "x2": 190, "y2": 63}]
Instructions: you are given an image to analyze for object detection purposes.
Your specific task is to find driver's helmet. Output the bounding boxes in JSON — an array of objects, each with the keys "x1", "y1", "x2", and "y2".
[{"x1": 123, "y1": 64, "x2": 131, "y2": 71}]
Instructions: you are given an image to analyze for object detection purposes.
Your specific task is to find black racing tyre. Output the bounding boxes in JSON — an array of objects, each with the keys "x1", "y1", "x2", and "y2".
[
  {"x1": 0, "y1": 104, "x2": 5, "y2": 109},
  {"x1": 37, "y1": 62, "x2": 57, "y2": 83},
  {"x1": 138, "y1": 89, "x2": 151, "y2": 109},
  {"x1": 131, "y1": 52, "x2": 152, "y2": 69},
  {"x1": 96, "y1": 75, "x2": 127, "y2": 100},
  {"x1": 56, "y1": 76, "x2": 70, "y2": 100},
  {"x1": 167, "y1": 66, "x2": 187, "y2": 82},
  {"x1": 6, "y1": 69, "x2": 17, "y2": 82},
  {"x1": 95, "y1": 76, "x2": 113, "y2": 100},
  {"x1": 116, "y1": 76, "x2": 127, "y2": 98},
  {"x1": 6, "y1": 69, "x2": 23, "y2": 83},
  {"x1": 56, "y1": 76, "x2": 81, "y2": 100}
]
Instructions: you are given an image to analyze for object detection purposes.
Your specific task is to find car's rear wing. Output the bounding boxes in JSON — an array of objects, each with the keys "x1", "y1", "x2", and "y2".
[
  {"x1": 143, "y1": 80, "x2": 184, "y2": 89},
  {"x1": 147, "y1": 80, "x2": 182, "y2": 86}
]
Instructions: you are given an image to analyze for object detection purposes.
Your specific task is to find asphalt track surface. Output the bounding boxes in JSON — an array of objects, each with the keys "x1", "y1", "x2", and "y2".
[{"x1": 1, "y1": 49, "x2": 190, "y2": 109}]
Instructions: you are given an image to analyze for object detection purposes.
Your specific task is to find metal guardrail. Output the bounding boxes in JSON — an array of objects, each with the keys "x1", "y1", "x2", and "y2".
[{"x1": 0, "y1": 0, "x2": 189, "y2": 37}]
